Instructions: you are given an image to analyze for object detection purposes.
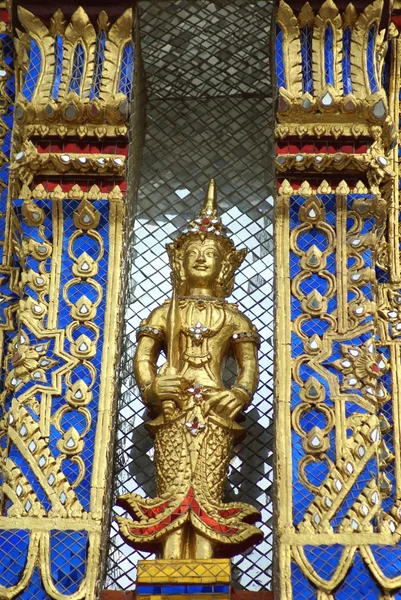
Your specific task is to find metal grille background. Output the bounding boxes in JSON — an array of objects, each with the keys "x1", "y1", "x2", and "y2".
[{"x1": 106, "y1": 0, "x2": 275, "y2": 591}]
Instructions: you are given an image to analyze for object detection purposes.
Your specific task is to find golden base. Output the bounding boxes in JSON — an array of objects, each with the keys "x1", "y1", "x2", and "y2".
[{"x1": 136, "y1": 559, "x2": 231, "y2": 600}]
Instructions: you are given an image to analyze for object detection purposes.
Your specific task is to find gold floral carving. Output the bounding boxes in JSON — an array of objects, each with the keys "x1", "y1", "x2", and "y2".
[
  {"x1": 10, "y1": 141, "x2": 126, "y2": 183},
  {"x1": 276, "y1": 2, "x2": 303, "y2": 97},
  {"x1": 312, "y1": 1, "x2": 342, "y2": 95},
  {"x1": 275, "y1": 0, "x2": 400, "y2": 579},
  {"x1": 14, "y1": 6, "x2": 133, "y2": 139},
  {"x1": 350, "y1": 0, "x2": 383, "y2": 99},
  {"x1": 276, "y1": 1, "x2": 396, "y2": 153},
  {"x1": 276, "y1": 170, "x2": 401, "y2": 595},
  {"x1": 0, "y1": 3, "x2": 128, "y2": 597}
]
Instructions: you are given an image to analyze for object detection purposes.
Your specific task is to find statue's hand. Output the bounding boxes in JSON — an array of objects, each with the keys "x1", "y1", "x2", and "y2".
[
  {"x1": 147, "y1": 375, "x2": 190, "y2": 409},
  {"x1": 204, "y1": 389, "x2": 245, "y2": 419}
]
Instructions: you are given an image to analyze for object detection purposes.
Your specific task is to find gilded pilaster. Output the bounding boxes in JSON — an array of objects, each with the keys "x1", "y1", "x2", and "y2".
[
  {"x1": 0, "y1": 6, "x2": 132, "y2": 598},
  {"x1": 275, "y1": 0, "x2": 401, "y2": 597}
]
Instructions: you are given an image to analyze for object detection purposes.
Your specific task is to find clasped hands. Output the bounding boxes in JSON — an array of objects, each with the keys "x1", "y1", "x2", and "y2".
[{"x1": 146, "y1": 374, "x2": 246, "y2": 419}]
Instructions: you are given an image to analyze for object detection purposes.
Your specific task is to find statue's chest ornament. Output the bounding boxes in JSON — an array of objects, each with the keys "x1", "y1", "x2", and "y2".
[
  {"x1": 187, "y1": 322, "x2": 210, "y2": 344},
  {"x1": 181, "y1": 301, "x2": 227, "y2": 369}
]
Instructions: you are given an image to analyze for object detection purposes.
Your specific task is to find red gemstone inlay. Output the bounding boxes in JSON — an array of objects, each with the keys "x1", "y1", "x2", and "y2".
[
  {"x1": 202, "y1": 218, "x2": 210, "y2": 225},
  {"x1": 371, "y1": 363, "x2": 380, "y2": 374},
  {"x1": 12, "y1": 352, "x2": 21, "y2": 365},
  {"x1": 199, "y1": 225, "x2": 207, "y2": 232}
]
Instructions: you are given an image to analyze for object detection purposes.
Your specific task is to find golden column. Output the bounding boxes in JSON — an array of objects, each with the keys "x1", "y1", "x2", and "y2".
[
  {"x1": 0, "y1": 6, "x2": 131, "y2": 598},
  {"x1": 275, "y1": 1, "x2": 401, "y2": 599}
]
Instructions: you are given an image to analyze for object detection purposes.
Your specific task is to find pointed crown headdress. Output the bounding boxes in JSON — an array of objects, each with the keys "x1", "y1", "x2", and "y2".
[{"x1": 166, "y1": 179, "x2": 247, "y2": 298}]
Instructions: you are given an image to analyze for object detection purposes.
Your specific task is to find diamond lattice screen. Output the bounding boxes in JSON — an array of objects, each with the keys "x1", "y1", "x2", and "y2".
[{"x1": 106, "y1": 0, "x2": 275, "y2": 591}]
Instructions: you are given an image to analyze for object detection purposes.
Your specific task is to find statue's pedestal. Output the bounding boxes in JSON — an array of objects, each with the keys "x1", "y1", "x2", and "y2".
[{"x1": 136, "y1": 559, "x2": 231, "y2": 599}]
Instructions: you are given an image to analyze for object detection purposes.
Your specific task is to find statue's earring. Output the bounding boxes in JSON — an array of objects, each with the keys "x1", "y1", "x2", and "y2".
[{"x1": 216, "y1": 260, "x2": 229, "y2": 288}]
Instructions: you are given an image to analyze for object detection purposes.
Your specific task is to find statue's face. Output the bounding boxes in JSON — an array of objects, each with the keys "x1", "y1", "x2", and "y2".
[{"x1": 183, "y1": 238, "x2": 223, "y2": 288}]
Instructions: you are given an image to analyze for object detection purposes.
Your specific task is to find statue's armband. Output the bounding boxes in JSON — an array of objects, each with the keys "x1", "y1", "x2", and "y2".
[
  {"x1": 136, "y1": 323, "x2": 165, "y2": 343},
  {"x1": 231, "y1": 330, "x2": 260, "y2": 346}
]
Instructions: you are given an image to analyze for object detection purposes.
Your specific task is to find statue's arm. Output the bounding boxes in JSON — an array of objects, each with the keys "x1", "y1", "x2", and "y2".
[
  {"x1": 134, "y1": 335, "x2": 162, "y2": 404},
  {"x1": 232, "y1": 340, "x2": 259, "y2": 408},
  {"x1": 133, "y1": 307, "x2": 166, "y2": 408},
  {"x1": 133, "y1": 304, "x2": 188, "y2": 415}
]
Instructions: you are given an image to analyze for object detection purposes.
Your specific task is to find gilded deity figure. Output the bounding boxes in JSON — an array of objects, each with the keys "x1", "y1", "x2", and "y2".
[{"x1": 117, "y1": 180, "x2": 263, "y2": 559}]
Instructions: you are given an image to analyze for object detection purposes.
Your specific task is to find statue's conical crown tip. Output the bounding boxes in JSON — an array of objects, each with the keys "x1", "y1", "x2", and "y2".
[{"x1": 202, "y1": 178, "x2": 217, "y2": 214}]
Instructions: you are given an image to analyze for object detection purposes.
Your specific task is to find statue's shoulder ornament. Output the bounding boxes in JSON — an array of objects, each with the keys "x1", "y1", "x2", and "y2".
[
  {"x1": 136, "y1": 304, "x2": 168, "y2": 342},
  {"x1": 227, "y1": 306, "x2": 261, "y2": 346}
]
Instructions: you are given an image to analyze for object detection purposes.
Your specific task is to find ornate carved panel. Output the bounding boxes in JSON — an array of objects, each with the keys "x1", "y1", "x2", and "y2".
[
  {"x1": 275, "y1": 1, "x2": 401, "y2": 598},
  {"x1": 0, "y1": 6, "x2": 132, "y2": 598}
]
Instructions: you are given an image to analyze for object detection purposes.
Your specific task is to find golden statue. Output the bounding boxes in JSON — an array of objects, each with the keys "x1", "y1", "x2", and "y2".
[{"x1": 117, "y1": 180, "x2": 263, "y2": 559}]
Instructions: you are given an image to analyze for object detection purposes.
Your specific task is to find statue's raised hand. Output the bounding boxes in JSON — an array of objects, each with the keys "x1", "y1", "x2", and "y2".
[{"x1": 147, "y1": 374, "x2": 190, "y2": 410}]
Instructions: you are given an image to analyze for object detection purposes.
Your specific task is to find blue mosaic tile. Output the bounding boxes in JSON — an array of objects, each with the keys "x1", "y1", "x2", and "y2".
[
  {"x1": 293, "y1": 435, "x2": 315, "y2": 525},
  {"x1": 275, "y1": 24, "x2": 286, "y2": 89},
  {"x1": 49, "y1": 530, "x2": 87, "y2": 594},
  {"x1": 331, "y1": 459, "x2": 377, "y2": 531},
  {"x1": 291, "y1": 297, "x2": 303, "y2": 320},
  {"x1": 303, "y1": 458, "x2": 330, "y2": 488},
  {"x1": 297, "y1": 228, "x2": 329, "y2": 251},
  {"x1": 161, "y1": 585, "x2": 187, "y2": 594},
  {"x1": 334, "y1": 551, "x2": 381, "y2": 599},
  {"x1": 138, "y1": 585, "x2": 221, "y2": 595},
  {"x1": 299, "y1": 318, "x2": 332, "y2": 337},
  {"x1": 299, "y1": 407, "x2": 329, "y2": 433},
  {"x1": 292, "y1": 561, "x2": 317, "y2": 599},
  {"x1": 90, "y1": 31, "x2": 106, "y2": 100},
  {"x1": 342, "y1": 27, "x2": 352, "y2": 94},
  {"x1": 0, "y1": 33, "x2": 14, "y2": 67},
  {"x1": 0, "y1": 530, "x2": 29, "y2": 586},
  {"x1": 137, "y1": 585, "x2": 162, "y2": 594},
  {"x1": 367, "y1": 26, "x2": 379, "y2": 93},
  {"x1": 51, "y1": 34, "x2": 63, "y2": 100},
  {"x1": 15, "y1": 567, "x2": 48, "y2": 599},
  {"x1": 304, "y1": 545, "x2": 345, "y2": 581},
  {"x1": 118, "y1": 41, "x2": 134, "y2": 97},
  {"x1": 298, "y1": 273, "x2": 331, "y2": 296},
  {"x1": 376, "y1": 266, "x2": 389, "y2": 283},
  {"x1": 21, "y1": 39, "x2": 41, "y2": 101},
  {"x1": 68, "y1": 43, "x2": 85, "y2": 95},
  {"x1": 344, "y1": 402, "x2": 368, "y2": 418},
  {"x1": 291, "y1": 382, "x2": 303, "y2": 411},
  {"x1": 301, "y1": 26, "x2": 313, "y2": 94},
  {"x1": 324, "y1": 26, "x2": 334, "y2": 85}
]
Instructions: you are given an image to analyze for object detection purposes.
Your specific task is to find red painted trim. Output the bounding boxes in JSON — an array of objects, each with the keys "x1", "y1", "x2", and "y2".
[
  {"x1": 33, "y1": 180, "x2": 127, "y2": 193},
  {"x1": 35, "y1": 141, "x2": 128, "y2": 156},
  {"x1": 276, "y1": 141, "x2": 369, "y2": 155}
]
